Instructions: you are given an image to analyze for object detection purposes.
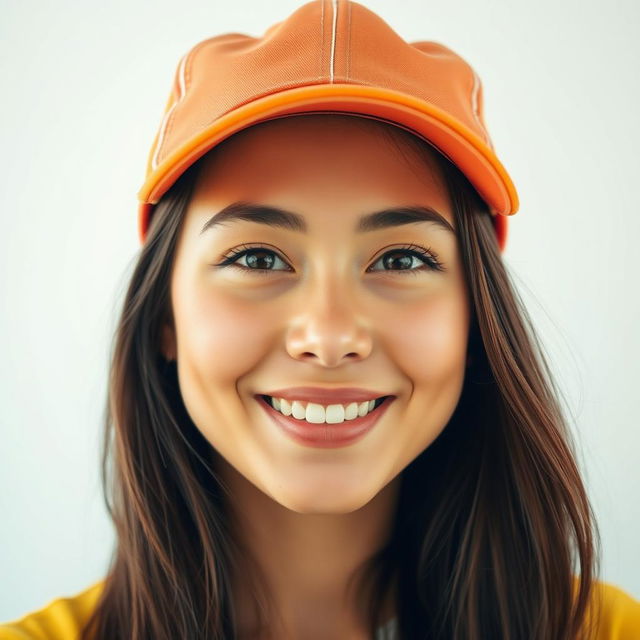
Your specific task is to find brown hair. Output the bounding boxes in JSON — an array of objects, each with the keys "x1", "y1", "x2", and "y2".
[{"x1": 82, "y1": 115, "x2": 601, "y2": 640}]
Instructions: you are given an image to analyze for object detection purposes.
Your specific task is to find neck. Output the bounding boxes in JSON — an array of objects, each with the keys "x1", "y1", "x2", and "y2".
[{"x1": 216, "y1": 455, "x2": 401, "y2": 638}]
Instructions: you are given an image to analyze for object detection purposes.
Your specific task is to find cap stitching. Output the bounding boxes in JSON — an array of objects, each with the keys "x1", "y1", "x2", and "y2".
[
  {"x1": 330, "y1": 0, "x2": 338, "y2": 82},
  {"x1": 152, "y1": 40, "x2": 210, "y2": 171},
  {"x1": 159, "y1": 41, "x2": 207, "y2": 166},
  {"x1": 469, "y1": 67, "x2": 490, "y2": 146},
  {"x1": 150, "y1": 53, "x2": 187, "y2": 171},
  {"x1": 320, "y1": 0, "x2": 325, "y2": 78},
  {"x1": 347, "y1": 0, "x2": 352, "y2": 81}
]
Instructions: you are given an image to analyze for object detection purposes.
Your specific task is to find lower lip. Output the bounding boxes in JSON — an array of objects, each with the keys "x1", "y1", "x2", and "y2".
[{"x1": 257, "y1": 395, "x2": 395, "y2": 448}]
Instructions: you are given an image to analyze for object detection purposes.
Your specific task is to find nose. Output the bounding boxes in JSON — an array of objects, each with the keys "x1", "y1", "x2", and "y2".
[{"x1": 285, "y1": 275, "x2": 373, "y2": 367}]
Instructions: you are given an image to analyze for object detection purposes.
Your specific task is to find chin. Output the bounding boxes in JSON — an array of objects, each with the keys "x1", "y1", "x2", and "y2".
[{"x1": 268, "y1": 481, "x2": 381, "y2": 515}]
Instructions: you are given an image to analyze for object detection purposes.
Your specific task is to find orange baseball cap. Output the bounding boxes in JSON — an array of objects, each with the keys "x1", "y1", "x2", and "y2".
[{"x1": 137, "y1": 0, "x2": 519, "y2": 250}]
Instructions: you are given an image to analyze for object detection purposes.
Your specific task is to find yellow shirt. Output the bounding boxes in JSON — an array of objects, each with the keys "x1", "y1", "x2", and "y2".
[{"x1": 1, "y1": 578, "x2": 639, "y2": 639}]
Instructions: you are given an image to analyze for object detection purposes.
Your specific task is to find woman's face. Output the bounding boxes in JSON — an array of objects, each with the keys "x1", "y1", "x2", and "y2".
[{"x1": 162, "y1": 115, "x2": 470, "y2": 513}]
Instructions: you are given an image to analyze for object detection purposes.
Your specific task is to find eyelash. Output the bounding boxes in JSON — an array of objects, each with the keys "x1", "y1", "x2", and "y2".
[{"x1": 214, "y1": 243, "x2": 445, "y2": 276}]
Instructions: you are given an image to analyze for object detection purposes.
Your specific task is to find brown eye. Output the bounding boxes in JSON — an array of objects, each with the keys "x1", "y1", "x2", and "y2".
[
  {"x1": 217, "y1": 246, "x2": 292, "y2": 273},
  {"x1": 241, "y1": 250, "x2": 277, "y2": 270},
  {"x1": 367, "y1": 245, "x2": 444, "y2": 274}
]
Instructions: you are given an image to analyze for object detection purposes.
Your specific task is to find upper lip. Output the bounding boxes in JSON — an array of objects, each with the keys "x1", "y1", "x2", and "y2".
[{"x1": 260, "y1": 387, "x2": 393, "y2": 404}]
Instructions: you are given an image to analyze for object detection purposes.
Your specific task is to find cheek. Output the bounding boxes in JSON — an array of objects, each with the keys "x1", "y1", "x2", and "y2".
[
  {"x1": 384, "y1": 291, "x2": 469, "y2": 459},
  {"x1": 388, "y1": 292, "x2": 469, "y2": 386},
  {"x1": 172, "y1": 281, "x2": 280, "y2": 434},
  {"x1": 177, "y1": 289, "x2": 276, "y2": 381}
]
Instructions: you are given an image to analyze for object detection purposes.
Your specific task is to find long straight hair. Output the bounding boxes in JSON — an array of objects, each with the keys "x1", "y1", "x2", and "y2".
[{"x1": 82, "y1": 115, "x2": 601, "y2": 640}]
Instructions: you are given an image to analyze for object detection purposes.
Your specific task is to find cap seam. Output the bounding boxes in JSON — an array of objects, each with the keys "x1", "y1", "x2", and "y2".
[
  {"x1": 347, "y1": 0, "x2": 352, "y2": 81},
  {"x1": 153, "y1": 39, "x2": 210, "y2": 170},
  {"x1": 330, "y1": 0, "x2": 338, "y2": 83},
  {"x1": 150, "y1": 53, "x2": 187, "y2": 172},
  {"x1": 158, "y1": 41, "x2": 201, "y2": 167},
  {"x1": 320, "y1": 0, "x2": 325, "y2": 79},
  {"x1": 469, "y1": 66, "x2": 490, "y2": 147}
]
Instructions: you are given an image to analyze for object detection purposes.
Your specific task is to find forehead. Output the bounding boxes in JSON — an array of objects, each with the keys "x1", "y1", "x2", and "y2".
[{"x1": 187, "y1": 114, "x2": 454, "y2": 229}]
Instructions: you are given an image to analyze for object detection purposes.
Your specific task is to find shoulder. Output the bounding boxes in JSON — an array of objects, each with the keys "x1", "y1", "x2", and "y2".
[
  {"x1": 578, "y1": 578, "x2": 640, "y2": 640},
  {"x1": 0, "y1": 580, "x2": 104, "y2": 640}
]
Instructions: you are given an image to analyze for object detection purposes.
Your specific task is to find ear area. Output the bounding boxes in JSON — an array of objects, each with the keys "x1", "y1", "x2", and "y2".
[{"x1": 160, "y1": 321, "x2": 177, "y2": 362}]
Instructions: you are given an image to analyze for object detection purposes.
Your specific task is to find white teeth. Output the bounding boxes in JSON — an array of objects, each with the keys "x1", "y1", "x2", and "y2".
[
  {"x1": 307, "y1": 402, "x2": 344, "y2": 423},
  {"x1": 268, "y1": 396, "x2": 381, "y2": 423},
  {"x1": 344, "y1": 402, "x2": 359, "y2": 420},
  {"x1": 291, "y1": 401, "x2": 306, "y2": 420}
]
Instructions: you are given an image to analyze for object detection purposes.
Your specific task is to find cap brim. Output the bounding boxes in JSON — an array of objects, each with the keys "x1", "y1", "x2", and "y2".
[{"x1": 138, "y1": 84, "x2": 517, "y2": 249}]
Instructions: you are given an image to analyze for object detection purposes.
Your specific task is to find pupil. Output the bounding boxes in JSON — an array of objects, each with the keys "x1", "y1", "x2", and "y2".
[
  {"x1": 247, "y1": 251, "x2": 274, "y2": 269},
  {"x1": 385, "y1": 253, "x2": 411, "y2": 269}
]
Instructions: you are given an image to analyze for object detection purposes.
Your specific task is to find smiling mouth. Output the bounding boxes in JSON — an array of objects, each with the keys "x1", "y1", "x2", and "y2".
[
  {"x1": 258, "y1": 394, "x2": 391, "y2": 424},
  {"x1": 256, "y1": 393, "x2": 395, "y2": 447}
]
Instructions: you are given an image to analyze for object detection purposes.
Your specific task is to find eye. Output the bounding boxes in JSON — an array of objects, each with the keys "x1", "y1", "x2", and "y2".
[
  {"x1": 214, "y1": 243, "x2": 445, "y2": 275},
  {"x1": 216, "y1": 244, "x2": 292, "y2": 274},
  {"x1": 367, "y1": 244, "x2": 445, "y2": 274}
]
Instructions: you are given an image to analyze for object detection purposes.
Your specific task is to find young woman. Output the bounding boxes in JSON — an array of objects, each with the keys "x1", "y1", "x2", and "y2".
[{"x1": 2, "y1": 1, "x2": 639, "y2": 639}]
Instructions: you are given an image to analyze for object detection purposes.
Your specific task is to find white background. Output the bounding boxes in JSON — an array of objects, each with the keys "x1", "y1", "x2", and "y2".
[{"x1": 1, "y1": 0, "x2": 638, "y2": 621}]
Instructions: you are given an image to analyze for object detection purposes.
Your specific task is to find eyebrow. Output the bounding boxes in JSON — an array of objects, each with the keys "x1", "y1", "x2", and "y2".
[{"x1": 199, "y1": 201, "x2": 455, "y2": 236}]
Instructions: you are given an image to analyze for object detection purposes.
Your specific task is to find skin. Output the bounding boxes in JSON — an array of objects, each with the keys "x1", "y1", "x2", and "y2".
[{"x1": 161, "y1": 114, "x2": 471, "y2": 639}]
